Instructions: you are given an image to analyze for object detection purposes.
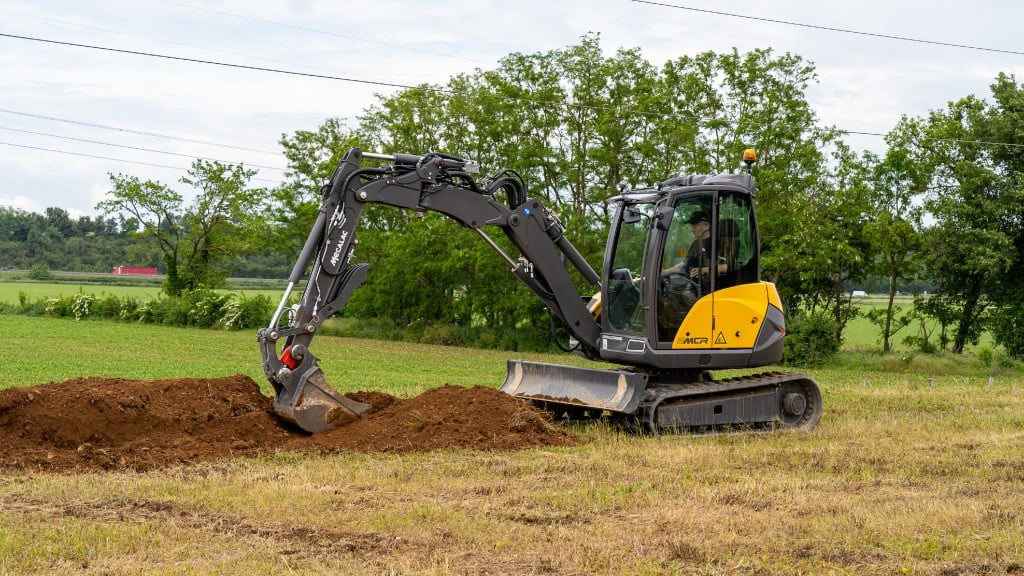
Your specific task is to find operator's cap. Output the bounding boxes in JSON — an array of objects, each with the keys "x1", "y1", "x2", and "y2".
[{"x1": 686, "y1": 211, "x2": 709, "y2": 225}]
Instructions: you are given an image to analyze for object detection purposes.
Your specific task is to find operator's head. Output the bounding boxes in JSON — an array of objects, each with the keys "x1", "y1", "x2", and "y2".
[{"x1": 687, "y1": 211, "x2": 709, "y2": 228}]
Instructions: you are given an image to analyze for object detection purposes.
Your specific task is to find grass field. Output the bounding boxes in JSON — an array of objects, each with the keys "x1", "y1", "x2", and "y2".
[
  {"x1": 1, "y1": 315, "x2": 1022, "y2": 574},
  {"x1": 0, "y1": 282, "x2": 982, "y2": 354},
  {"x1": 0, "y1": 281, "x2": 164, "y2": 302},
  {"x1": 0, "y1": 277, "x2": 285, "y2": 304}
]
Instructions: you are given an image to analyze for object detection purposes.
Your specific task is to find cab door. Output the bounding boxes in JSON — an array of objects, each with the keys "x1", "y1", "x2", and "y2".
[
  {"x1": 654, "y1": 192, "x2": 716, "y2": 348},
  {"x1": 710, "y1": 192, "x2": 763, "y2": 351}
]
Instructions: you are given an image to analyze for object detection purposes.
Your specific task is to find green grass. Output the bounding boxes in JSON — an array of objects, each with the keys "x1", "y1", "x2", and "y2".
[
  {"x1": 0, "y1": 315, "x2": 600, "y2": 396},
  {"x1": 0, "y1": 281, "x2": 284, "y2": 308},
  {"x1": 0, "y1": 281, "x2": 1001, "y2": 355},
  {"x1": 1, "y1": 315, "x2": 1024, "y2": 574},
  {"x1": 843, "y1": 294, "x2": 999, "y2": 352},
  {"x1": 0, "y1": 281, "x2": 163, "y2": 302}
]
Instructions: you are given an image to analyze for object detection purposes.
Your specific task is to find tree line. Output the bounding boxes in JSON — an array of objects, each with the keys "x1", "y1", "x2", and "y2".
[
  {"x1": 0, "y1": 206, "x2": 142, "y2": 272},
  {"x1": 5, "y1": 35, "x2": 1024, "y2": 358}
]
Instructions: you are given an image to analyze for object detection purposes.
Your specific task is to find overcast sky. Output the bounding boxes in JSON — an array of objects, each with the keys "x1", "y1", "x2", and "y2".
[{"x1": 2, "y1": 0, "x2": 1022, "y2": 217}]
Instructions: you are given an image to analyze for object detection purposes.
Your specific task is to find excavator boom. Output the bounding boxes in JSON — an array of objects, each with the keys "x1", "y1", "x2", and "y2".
[{"x1": 258, "y1": 148, "x2": 608, "y2": 432}]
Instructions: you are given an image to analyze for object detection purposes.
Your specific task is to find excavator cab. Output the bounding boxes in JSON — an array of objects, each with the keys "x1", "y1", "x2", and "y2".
[
  {"x1": 595, "y1": 173, "x2": 785, "y2": 371},
  {"x1": 504, "y1": 170, "x2": 818, "y2": 433}
]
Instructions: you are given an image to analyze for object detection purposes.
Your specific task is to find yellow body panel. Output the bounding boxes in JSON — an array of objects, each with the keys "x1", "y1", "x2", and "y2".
[
  {"x1": 671, "y1": 282, "x2": 775, "y2": 350},
  {"x1": 587, "y1": 292, "x2": 602, "y2": 319}
]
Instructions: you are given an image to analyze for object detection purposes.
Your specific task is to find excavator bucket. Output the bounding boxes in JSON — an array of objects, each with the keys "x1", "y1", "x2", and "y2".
[
  {"x1": 272, "y1": 366, "x2": 372, "y2": 434},
  {"x1": 500, "y1": 360, "x2": 648, "y2": 414}
]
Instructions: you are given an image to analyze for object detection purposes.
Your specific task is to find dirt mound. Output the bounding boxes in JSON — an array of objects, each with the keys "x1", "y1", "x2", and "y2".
[{"x1": 0, "y1": 375, "x2": 577, "y2": 473}]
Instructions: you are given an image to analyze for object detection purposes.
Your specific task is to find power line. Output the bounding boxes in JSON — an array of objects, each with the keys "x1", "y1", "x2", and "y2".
[
  {"x1": 0, "y1": 126, "x2": 287, "y2": 171},
  {"x1": 5, "y1": 31, "x2": 1023, "y2": 155},
  {"x1": 630, "y1": 1, "x2": 1024, "y2": 56},
  {"x1": 0, "y1": 7, "x2": 314, "y2": 74},
  {"x1": 0, "y1": 108, "x2": 280, "y2": 155},
  {"x1": 840, "y1": 129, "x2": 1024, "y2": 150},
  {"x1": 0, "y1": 141, "x2": 284, "y2": 184},
  {"x1": 0, "y1": 6, "x2": 438, "y2": 92},
  {"x1": 0, "y1": 31, "x2": 429, "y2": 92},
  {"x1": 153, "y1": 0, "x2": 488, "y2": 64},
  {"x1": 0, "y1": 31, "x2": 587, "y2": 115}
]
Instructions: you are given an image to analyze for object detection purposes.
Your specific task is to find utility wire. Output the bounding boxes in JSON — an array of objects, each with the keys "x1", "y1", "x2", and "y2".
[
  {"x1": 0, "y1": 141, "x2": 284, "y2": 184},
  {"x1": 0, "y1": 126, "x2": 287, "y2": 171},
  {"x1": 0, "y1": 31, "x2": 431, "y2": 92},
  {"x1": 630, "y1": 1, "x2": 1024, "y2": 56},
  {"x1": 4, "y1": 32, "x2": 1023, "y2": 154},
  {"x1": 0, "y1": 108, "x2": 280, "y2": 155},
  {"x1": 841, "y1": 128, "x2": 1024, "y2": 150},
  {"x1": 0, "y1": 7, "x2": 342, "y2": 78},
  {"x1": 153, "y1": 0, "x2": 488, "y2": 64},
  {"x1": 0, "y1": 32, "x2": 605, "y2": 117}
]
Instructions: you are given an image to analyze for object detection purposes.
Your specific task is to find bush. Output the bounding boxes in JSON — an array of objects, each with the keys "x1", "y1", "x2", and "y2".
[
  {"x1": 91, "y1": 294, "x2": 128, "y2": 319},
  {"x1": 44, "y1": 296, "x2": 72, "y2": 318},
  {"x1": 420, "y1": 324, "x2": 459, "y2": 346},
  {"x1": 71, "y1": 292, "x2": 93, "y2": 320},
  {"x1": 27, "y1": 263, "x2": 52, "y2": 281},
  {"x1": 217, "y1": 293, "x2": 273, "y2": 330},
  {"x1": 186, "y1": 290, "x2": 231, "y2": 327},
  {"x1": 991, "y1": 304, "x2": 1024, "y2": 360},
  {"x1": 977, "y1": 346, "x2": 994, "y2": 369},
  {"x1": 783, "y1": 311, "x2": 839, "y2": 367}
]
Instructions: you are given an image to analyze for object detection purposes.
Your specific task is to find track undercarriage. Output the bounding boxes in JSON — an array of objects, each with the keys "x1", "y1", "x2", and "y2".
[{"x1": 501, "y1": 360, "x2": 822, "y2": 434}]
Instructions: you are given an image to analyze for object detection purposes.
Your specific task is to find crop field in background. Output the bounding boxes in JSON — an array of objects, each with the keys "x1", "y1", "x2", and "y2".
[
  {"x1": 0, "y1": 314, "x2": 1022, "y2": 574},
  {"x1": 0, "y1": 281, "x2": 163, "y2": 302},
  {"x1": 0, "y1": 281, "x2": 282, "y2": 308},
  {"x1": 0, "y1": 281, "x2": 984, "y2": 353}
]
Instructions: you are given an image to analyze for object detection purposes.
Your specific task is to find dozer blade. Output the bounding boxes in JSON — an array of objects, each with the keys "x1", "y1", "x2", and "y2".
[
  {"x1": 272, "y1": 367, "x2": 372, "y2": 433},
  {"x1": 500, "y1": 359, "x2": 648, "y2": 414}
]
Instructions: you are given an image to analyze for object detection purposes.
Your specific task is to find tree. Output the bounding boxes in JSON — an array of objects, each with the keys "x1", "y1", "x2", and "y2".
[
  {"x1": 271, "y1": 118, "x2": 365, "y2": 255},
  {"x1": 982, "y1": 73, "x2": 1024, "y2": 358},
  {"x1": 758, "y1": 141, "x2": 873, "y2": 345},
  {"x1": 98, "y1": 160, "x2": 266, "y2": 296},
  {"x1": 863, "y1": 127, "x2": 928, "y2": 352},
  {"x1": 272, "y1": 38, "x2": 855, "y2": 350},
  {"x1": 909, "y1": 96, "x2": 1014, "y2": 353}
]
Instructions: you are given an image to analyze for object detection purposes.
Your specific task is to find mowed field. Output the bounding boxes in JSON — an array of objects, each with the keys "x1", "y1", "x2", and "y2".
[
  {"x1": 1, "y1": 313, "x2": 1022, "y2": 575},
  {"x1": 0, "y1": 282, "x2": 962, "y2": 352},
  {"x1": 0, "y1": 281, "x2": 282, "y2": 304}
]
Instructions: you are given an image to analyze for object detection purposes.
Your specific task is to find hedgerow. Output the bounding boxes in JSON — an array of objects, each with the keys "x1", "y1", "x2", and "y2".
[{"x1": 13, "y1": 289, "x2": 273, "y2": 330}]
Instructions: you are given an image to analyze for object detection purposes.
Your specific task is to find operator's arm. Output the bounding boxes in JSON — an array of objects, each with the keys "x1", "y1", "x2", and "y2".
[{"x1": 662, "y1": 260, "x2": 686, "y2": 275}]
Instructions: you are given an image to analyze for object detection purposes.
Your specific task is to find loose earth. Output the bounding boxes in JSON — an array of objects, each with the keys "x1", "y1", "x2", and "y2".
[{"x1": 0, "y1": 374, "x2": 577, "y2": 472}]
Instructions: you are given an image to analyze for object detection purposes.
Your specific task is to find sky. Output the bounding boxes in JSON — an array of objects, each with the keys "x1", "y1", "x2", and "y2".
[{"x1": 1, "y1": 0, "x2": 1022, "y2": 218}]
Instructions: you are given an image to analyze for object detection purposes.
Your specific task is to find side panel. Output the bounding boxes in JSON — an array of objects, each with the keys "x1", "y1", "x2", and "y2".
[
  {"x1": 668, "y1": 282, "x2": 771, "y2": 350},
  {"x1": 710, "y1": 282, "x2": 772, "y2": 350},
  {"x1": 669, "y1": 294, "x2": 715, "y2": 348}
]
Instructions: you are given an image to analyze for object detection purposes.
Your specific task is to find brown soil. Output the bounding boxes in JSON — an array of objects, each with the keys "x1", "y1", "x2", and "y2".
[{"x1": 0, "y1": 375, "x2": 577, "y2": 473}]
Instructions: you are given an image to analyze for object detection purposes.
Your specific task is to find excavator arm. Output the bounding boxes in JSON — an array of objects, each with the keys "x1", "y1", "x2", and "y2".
[{"x1": 257, "y1": 148, "x2": 602, "y2": 432}]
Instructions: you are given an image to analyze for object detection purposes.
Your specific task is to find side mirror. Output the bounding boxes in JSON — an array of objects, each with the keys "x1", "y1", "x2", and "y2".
[
  {"x1": 655, "y1": 205, "x2": 674, "y2": 231},
  {"x1": 622, "y1": 207, "x2": 643, "y2": 224}
]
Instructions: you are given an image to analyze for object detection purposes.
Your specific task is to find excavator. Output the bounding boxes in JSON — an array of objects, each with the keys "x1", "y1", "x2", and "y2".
[{"x1": 257, "y1": 148, "x2": 823, "y2": 434}]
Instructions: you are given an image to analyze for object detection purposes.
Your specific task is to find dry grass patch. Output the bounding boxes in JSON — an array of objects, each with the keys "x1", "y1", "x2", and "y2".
[{"x1": 1, "y1": 371, "x2": 1023, "y2": 574}]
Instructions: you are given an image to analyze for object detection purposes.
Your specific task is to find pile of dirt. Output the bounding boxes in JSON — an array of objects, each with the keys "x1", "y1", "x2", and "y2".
[{"x1": 0, "y1": 375, "x2": 577, "y2": 473}]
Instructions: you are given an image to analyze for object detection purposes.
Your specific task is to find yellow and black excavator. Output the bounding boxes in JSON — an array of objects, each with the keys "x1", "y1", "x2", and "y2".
[{"x1": 257, "y1": 148, "x2": 822, "y2": 434}]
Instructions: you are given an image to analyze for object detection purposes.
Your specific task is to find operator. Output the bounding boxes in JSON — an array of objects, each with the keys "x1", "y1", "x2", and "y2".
[
  {"x1": 658, "y1": 210, "x2": 713, "y2": 339},
  {"x1": 663, "y1": 210, "x2": 712, "y2": 279}
]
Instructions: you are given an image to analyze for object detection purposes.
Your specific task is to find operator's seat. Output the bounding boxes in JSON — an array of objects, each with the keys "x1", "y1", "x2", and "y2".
[
  {"x1": 607, "y1": 268, "x2": 641, "y2": 330},
  {"x1": 717, "y1": 218, "x2": 740, "y2": 289}
]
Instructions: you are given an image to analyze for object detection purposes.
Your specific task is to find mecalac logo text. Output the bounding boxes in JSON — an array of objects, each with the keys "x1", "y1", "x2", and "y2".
[{"x1": 329, "y1": 230, "x2": 349, "y2": 268}]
